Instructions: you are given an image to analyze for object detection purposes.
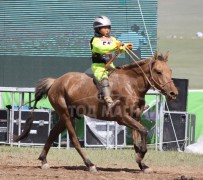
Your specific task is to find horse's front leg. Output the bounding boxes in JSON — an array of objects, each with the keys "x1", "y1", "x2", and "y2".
[
  {"x1": 132, "y1": 107, "x2": 153, "y2": 173},
  {"x1": 119, "y1": 114, "x2": 151, "y2": 173},
  {"x1": 132, "y1": 129, "x2": 152, "y2": 173}
]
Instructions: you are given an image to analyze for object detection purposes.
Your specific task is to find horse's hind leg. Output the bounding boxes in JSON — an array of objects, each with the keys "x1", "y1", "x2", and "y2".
[
  {"x1": 38, "y1": 119, "x2": 66, "y2": 169},
  {"x1": 60, "y1": 110, "x2": 97, "y2": 172}
]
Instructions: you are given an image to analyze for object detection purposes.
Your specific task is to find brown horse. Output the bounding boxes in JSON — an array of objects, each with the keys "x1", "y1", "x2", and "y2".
[{"x1": 14, "y1": 51, "x2": 178, "y2": 173}]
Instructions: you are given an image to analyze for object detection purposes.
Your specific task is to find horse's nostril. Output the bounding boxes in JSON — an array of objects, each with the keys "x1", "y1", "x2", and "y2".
[{"x1": 170, "y1": 92, "x2": 176, "y2": 96}]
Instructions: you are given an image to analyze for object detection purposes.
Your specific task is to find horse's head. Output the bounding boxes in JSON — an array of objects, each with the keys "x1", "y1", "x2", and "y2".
[{"x1": 150, "y1": 51, "x2": 178, "y2": 100}]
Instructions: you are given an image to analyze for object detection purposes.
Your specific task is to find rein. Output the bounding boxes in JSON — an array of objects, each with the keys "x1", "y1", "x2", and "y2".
[
  {"x1": 125, "y1": 47, "x2": 173, "y2": 95},
  {"x1": 125, "y1": 47, "x2": 156, "y2": 89}
]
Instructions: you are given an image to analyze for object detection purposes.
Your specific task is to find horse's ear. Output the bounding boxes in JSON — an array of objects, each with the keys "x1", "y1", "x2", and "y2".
[
  {"x1": 153, "y1": 51, "x2": 158, "y2": 60},
  {"x1": 164, "y1": 51, "x2": 169, "y2": 62}
]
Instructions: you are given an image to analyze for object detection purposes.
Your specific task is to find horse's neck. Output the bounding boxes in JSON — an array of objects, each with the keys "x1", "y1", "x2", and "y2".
[
  {"x1": 114, "y1": 59, "x2": 152, "y2": 95},
  {"x1": 132, "y1": 62, "x2": 151, "y2": 94}
]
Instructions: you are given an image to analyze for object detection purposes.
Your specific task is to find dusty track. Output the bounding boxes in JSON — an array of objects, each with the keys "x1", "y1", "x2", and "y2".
[{"x1": 0, "y1": 155, "x2": 202, "y2": 180}]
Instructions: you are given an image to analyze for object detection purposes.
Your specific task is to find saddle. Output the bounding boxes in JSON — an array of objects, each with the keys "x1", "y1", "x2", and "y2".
[{"x1": 86, "y1": 74, "x2": 103, "y2": 100}]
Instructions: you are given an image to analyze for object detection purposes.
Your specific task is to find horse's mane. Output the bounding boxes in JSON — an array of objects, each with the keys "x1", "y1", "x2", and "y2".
[
  {"x1": 116, "y1": 54, "x2": 166, "y2": 70},
  {"x1": 116, "y1": 58, "x2": 152, "y2": 70}
]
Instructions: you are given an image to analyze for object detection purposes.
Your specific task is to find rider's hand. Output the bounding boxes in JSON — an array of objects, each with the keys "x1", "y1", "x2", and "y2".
[
  {"x1": 116, "y1": 41, "x2": 124, "y2": 49},
  {"x1": 125, "y1": 43, "x2": 133, "y2": 50}
]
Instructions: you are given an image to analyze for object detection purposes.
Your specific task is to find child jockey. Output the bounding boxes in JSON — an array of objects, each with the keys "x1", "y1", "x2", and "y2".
[{"x1": 90, "y1": 15, "x2": 133, "y2": 113}]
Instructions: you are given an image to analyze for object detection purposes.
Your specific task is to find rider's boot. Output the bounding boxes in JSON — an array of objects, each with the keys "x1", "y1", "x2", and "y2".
[{"x1": 101, "y1": 78, "x2": 120, "y2": 114}]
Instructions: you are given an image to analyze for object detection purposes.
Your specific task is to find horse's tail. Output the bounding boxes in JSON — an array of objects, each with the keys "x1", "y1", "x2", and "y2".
[{"x1": 13, "y1": 78, "x2": 55, "y2": 142}]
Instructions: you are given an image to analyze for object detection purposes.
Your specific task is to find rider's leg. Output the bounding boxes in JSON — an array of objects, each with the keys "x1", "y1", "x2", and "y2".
[
  {"x1": 91, "y1": 63, "x2": 120, "y2": 113},
  {"x1": 101, "y1": 78, "x2": 120, "y2": 113}
]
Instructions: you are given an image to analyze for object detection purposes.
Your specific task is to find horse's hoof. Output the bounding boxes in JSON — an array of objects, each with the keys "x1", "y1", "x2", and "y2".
[
  {"x1": 89, "y1": 165, "x2": 97, "y2": 173},
  {"x1": 143, "y1": 168, "x2": 153, "y2": 174},
  {"x1": 41, "y1": 163, "x2": 50, "y2": 170}
]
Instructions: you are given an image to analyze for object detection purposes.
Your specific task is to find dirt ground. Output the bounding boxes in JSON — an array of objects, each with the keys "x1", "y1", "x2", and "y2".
[{"x1": 0, "y1": 155, "x2": 202, "y2": 180}]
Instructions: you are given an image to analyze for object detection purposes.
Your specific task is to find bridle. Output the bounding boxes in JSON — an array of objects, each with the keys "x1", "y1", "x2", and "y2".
[
  {"x1": 125, "y1": 47, "x2": 173, "y2": 95},
  {"x1": 148, "y1": 60, "x2": 173, "y2": 95}
]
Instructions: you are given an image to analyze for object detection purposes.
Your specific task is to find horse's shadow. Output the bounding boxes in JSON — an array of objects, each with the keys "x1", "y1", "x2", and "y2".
[
  {"x1": 7, "y1": 165, "x2": 141, "y2": 174},
  {"x1": 50, "y1": 165, "x2": 141, "y2": 174}
]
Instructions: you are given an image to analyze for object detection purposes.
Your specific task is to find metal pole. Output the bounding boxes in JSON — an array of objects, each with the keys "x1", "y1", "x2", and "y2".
[
  {"x1": 66, "y1": 130, "x2": 69, "y2": 149},
  {"x1": 159, "y1": 94, "x2": 165, "y2": 151},
  {"x1": 155, "y1": 94, "x2": 159, "y2": 151},
  {"x1": 18, "y1": 92, "x2": 22, "y2": 147},
  {"x1": 10, "y1": 92, "x2": 15, "y2": 147},
  {"x1": 29, "y1": 92, "x2": 32, "y2": 107},
  {"x1": 58, "y1": 133, "x2": 61, "y2": 149},
  {"x1": 84, "y1": 117, "x2": 87, "y2": 147},
  {"x1": 137, "y1": 0, "x2": 153, "y2": 55},
  {"x1": 107, "y1": 121, "x2": 109, "y2": 148},
  {"x1": 115, "y1": 121, "x2": 117, "y2": 149},
  {"x1": 124, "y1": 126, "x2": 126, "y2": 147},
  {"x1": 184, "y1": 113, "x2": 189, "y2": 149}
]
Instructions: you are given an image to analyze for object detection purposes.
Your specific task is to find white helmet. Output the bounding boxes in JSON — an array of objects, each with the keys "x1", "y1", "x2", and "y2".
[{"x1": 93, "y1": 16, "x2": 111, "y2": 29}]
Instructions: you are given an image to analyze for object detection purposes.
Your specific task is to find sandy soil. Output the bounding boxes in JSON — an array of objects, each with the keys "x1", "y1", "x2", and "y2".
[{"x1": 0, "y1": 155, "x2": 202, "y2": 180}]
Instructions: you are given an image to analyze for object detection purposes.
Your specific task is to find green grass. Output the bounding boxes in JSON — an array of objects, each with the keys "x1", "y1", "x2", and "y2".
[
  {"x1": 158, "y1": 0, "x2": 203, "y2": 89},
  {"x1": 157, "y1": 39, "x2": 203, "y2": 89},
  {"x1": 0, "y1": 146, "x2": 203, "y2": 168}
]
